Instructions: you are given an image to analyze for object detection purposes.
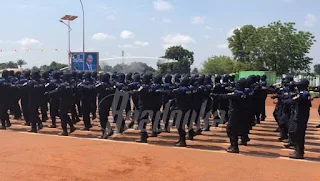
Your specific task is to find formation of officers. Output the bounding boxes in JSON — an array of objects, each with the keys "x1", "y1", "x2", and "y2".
[{"x1": 0, "y1": 69, "x2": 315, "y2": 159}]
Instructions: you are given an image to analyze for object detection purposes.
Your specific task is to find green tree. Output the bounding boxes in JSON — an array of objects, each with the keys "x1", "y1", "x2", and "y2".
[
  {"x1": 262, "y1": 22, "x2": 315, "y2": 75},
  {"x1": 6, "y1": 61, "x2": 18, "y2": 68},
  {"x1": 127, "y1": 62, "x2": 155, "y2": 74},
  {"x1": 39, "y1": 61, "x2": 68, "y2": 71},
  {"x1": 314, "y1": 64, "x2": 320, "y2": 75},
  {"x1": 228, "y1": 21, "x2": 316, "y2": 75},
  {"x1": 157, "y1": 46, "x2": 194, "y2": 74},
  {"x1": 100, "y1": 62, "x2": 113, "y2": 72},
  {"x1": 31, "y1": 66, "x2": 39, "y2": 72},
  {"x1": 16, "y1": 59, "x2": 27, "y2": 68},
  {"x1": 202, "y1": 56, "x2": 235, "y2": 75},
  {"x1": 0, "y1": 63, "x2": 8, "y2": 69},
  {"x1": 112, "y1": 63, "x2": 128, "y2": 73},
  {"x1": 233, "y1": 61, "x2": 255, "y2": 72},
  {"x1": 228, "y1": 25, "x2": 258, "y2": 62},
  {"x1": 191, "y1": 68, "x2": 199, "y2": 74}
]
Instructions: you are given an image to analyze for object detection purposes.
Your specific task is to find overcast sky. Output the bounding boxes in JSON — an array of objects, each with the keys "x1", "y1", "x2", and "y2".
[{"x1": 0, "y1": 0, "x2": 318, "y2": 69}]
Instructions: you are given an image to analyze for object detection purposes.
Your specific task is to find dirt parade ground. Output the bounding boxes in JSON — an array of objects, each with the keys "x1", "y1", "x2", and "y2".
[{"x1": 1, "y1": 97, "x2": 320, "y2": 181}]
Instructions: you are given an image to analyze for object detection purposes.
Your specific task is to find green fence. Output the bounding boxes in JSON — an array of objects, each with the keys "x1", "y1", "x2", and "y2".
[{"x1": 237, "y1": 71, "x2": 276, "y2": 86}]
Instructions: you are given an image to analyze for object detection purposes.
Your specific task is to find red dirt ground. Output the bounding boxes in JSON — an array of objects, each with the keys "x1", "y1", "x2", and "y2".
[{"x1": 1, "y1": 97, "x2": 319, "y2": 181}]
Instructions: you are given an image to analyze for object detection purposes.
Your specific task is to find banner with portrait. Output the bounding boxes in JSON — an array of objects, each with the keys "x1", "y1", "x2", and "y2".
[{"x1": 70, "y1": 52, "x2": 99, "y2": 71}]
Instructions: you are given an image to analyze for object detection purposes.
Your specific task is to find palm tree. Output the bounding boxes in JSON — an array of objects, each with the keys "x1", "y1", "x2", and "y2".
[
  {"x1": 7, "y1": 61, "x2": 18, "y2": 68},
  {"x1": 17, "y1": 59, "x2": 27, "y2": 69}
]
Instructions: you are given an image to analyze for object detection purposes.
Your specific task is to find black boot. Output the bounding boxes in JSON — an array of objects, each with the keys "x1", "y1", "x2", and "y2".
[
  {"x1": 284, "y1": 142, "x2": 294, "y2": 149},
  {"x1": 227, "y1": 144, "x2": 240, "y2": 153},
  {"x1": 107, "y1": 129, "x2": 114, "y2": 137},
  {"x1": 117, "y1": 121, "x2": 125, "y2": 134},
  {"x1": 187, "y1": 129, "x2": 195, "y2": 140},
  {"x1": 282, "y1": 139, "x2": 289, "y2": 143},
  {"x1": 195, "y1": 129, "x2": 202, "y2": 135},
  {"x1": 6, "y1": 120, "x2": 11, "y2": 128},
  {"x1": 80, "y1": 127, "x2": 90, "y2": 131},
  {"x1": 75, "y1": 118, "x2": 81, "y2": 124},
  {"x1": 70, "y1": 126, "x2": 76, "y2": 133},
  {"x1": 28, "y1": 129, "x2": 37, "y2": 133},
  {"x1": 0, "y1": 120, "x2": 6, "y2": 130},
  {"x1": 49, "y1": 124, "x2": 57, "y2": 128},
  {"x1": 149, "y1": 131, "x2": 158, "y2": 137},
  {"x1": 24, "y1": 122, "x2": 31, "y2": 126},
  {"x1": 238, "y1": 140, "x2": 247, "y2": 146},
  {"x1": 58, "y1": 131, "x2": 68, "y2": 136},
  {"x1": 316, "y1": 124, "x2": 320, "y2": 128},
  {"x1": 278, "y1": 137, "x2": 288, "y2": 142},
  {"x1": 289, "y1": 150, "x2": 304, "y2": 159},
  {"x1": 214, "y1": 122, "x2": 220, "y2": 127},
  {"x1": 42, "y1": 116, "x2": 48, "y2": 122},
  {"x1": 175, "y1": 136, "x2": 187, "y2": 147},
  {"x1": 38, "y1": 123, "x2": 43, "y2": 130},
  {"x1": 202, "y1": 125, "x2": 211, "y2": 131},
  {"x1": 136, "y1": 132, "x2": 148, "y2": 143},
  {"x1": 164, "y1": 124, "x2": 171, "y2": 133},
  {"x1": 98, "y1": 130, "x2": 108, "y2": 139},
  {"x1": 128, "y1": 121, "x2": 135, "y2": 129}
]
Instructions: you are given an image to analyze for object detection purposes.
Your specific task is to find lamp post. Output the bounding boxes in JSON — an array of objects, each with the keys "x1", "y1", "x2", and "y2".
[
  {"x1": 80, "y1": 0, "x2": 85, "y2": 71},
  {"x1": 60, "y1": 15, "x2": 78, "y2": 69}
]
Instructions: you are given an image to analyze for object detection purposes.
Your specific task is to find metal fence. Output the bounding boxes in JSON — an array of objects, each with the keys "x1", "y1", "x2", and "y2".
[{"x1": 275, "y1": 75, "x2": 320, "y2": 87}]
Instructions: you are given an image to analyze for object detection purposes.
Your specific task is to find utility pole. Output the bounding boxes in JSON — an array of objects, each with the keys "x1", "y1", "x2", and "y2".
[
  {"x1": 122, "y1": 50, "x2": 125, "y2": 73},
  {"x1": 60, "y1": 15, "x2": 78, "y2": 69},
  {"x1": 80, "y1": 0, "x2": 85, "y2": 71}
]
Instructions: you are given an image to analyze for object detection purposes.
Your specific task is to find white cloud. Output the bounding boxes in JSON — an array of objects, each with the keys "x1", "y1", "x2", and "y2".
[
  {"x1": 191, "y1": 16, "x2": 205, "y2": 24},
  {"x1": 162, "y1": 18, "x2": 172, "y2": 23},
  {"x1": 304, "y1": 13, "x2": 317, "y2": 27},
  {"x1": 120, "y1": 30, "x2": 134, "y2": 39},
  {"x1": 217, "y1": 44, "x2": 228, "y2": 49},
  {"x1": 118, "y1": 44, "x2": 137, "y2": 49},
  {"x1": 153, "y1": 0, "x2": 173, "y2": 11},
  {"x1": 118, "y1": 41, "x2": 149, "y2": 49},
  {"x1": 18, "y1": 38, "x2": 40, "y2": 46},
  {"x1": 227, "y1": 27, "x2": 240, "y2": 37},
  {"x1": 163, "y1": 33, "x2": 195, "y2": 49},
  {"x1": 204, "y1": 35, "x2": 210, "y2": 39},
  {"x1": 150, "y1": 17, "x2": 156, "y2": 21},
  {"x1": 163, "y1": 44, "x2": 191, "y2": 49},
  {"x1": 92, "y1": 33, "x2": 115, "y2": 40},
  {"x1": 205, "y1": 26, "x2": 213, "y2": 30},
  {"x1": 134, "y1": 41, "x2": 149, "y2": 47}
]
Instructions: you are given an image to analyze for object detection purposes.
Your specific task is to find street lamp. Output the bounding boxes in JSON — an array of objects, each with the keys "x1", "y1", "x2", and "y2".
[
  {"x1": 60, "y1": 15, "x2": 78, "y2": 69},
  {"x1": 80, "y1": 0, "x2": 85, "y2": 71}
]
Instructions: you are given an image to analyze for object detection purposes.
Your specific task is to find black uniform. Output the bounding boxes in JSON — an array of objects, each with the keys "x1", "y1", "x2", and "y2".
[
  {"x1": 27, "y1": 71, "x2": 45, "y2": 133},
  {"x1": 170, "y1": 76, "x2": 194, "y2": 147},
  {"x1": 0, "y1": 71, "x2": 12, "y2": 129},
  {"x1": 46, "y1": 73, "x2": 76, "y2": 136},
  {"x1": 283, "y1": 79, "x2": 311, "y2": 159},
  {"x1": 96, "y1": 73, "x2": 115, "y2": 139},
  {"x1": 78, "y1": 72, "x2": 96, "y2": 131},
  {"x1": 46, "y1": 72, "x2": 61, "y2": 128},
  {"x1": 211, "y1": 78, "x2": 248, "y2": 153}
]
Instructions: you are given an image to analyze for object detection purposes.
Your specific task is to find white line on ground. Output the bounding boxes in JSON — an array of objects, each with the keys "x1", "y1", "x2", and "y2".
[{"x1": 1, "y1": 129, "x2": 318, "y2": 163}]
